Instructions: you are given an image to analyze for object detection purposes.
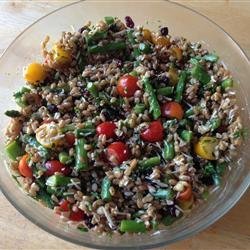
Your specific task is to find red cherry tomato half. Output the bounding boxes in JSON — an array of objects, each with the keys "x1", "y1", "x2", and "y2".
[
  {"x1": 18, "y1": 154, "x2": 33, "y2": 178},
  {"x1": 69, "y1": 209, "x2": 85, "y2": 221},
  {"x1": 141, "y1": 121, "x2": 164, "y2": 142},
  {"x1": 45, "y1": 160, "x2": 71, "y2": 176},
  {"x1": 161, "y1": 102, "x2": 184, "y2": 120},
  {"x1": 117, "y1": 75, "x2": 139, "y2": 97},
  {"x1": 59, "y1": 199, "x2": 70, "y2": 212},
  {"x1": 96, "y1": 122, "x2": 116, "y2": 139},
  {"x1": 107, "y1": 142, "x2": 130, "y2": 164},
  {"x1": 65, "y1": 133, "x2": 75, "y2": 147}
]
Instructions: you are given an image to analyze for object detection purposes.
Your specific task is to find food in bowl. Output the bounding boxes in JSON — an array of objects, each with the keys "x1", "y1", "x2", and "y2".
[{"x1": 4, "y1": 16, "x2": 244, "y2": 234}]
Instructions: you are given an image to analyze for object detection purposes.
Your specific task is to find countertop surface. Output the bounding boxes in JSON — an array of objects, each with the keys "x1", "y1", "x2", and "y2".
[{"x1": 0, "y1": 1, "x2": 249, "y2": 249}]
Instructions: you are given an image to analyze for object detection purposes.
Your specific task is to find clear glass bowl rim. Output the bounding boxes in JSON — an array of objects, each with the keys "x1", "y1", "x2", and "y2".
[{"x1": 0, "y1": 1, "x2": 249, "y2": 249}]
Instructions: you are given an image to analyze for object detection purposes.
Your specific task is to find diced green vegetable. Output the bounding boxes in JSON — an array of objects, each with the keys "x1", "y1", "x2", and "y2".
[
  {"x1": 139, "y1": 156, "x2": 161, "y2": 170},
  {"x1": 75, "y1": 138, "x2": 88, "y2": 171},
  {"x1": 5, "y1": 110, "x2": 21, "y2": 118},
  {"x1": 87, "y1": 82, "x2": 98, "y2": 98},
  {"x1": 46, "y1": 175, "x2": 71, "y2": 187},
  {"x1": 157, "y1": 86, "x2": 174, "y2": 97},
  {"x1": 163, "y1": 141, "x2": 175, "y2": 160},
  {"x1": 138, "y1": 43, "x2": 152, "y2": 54},
  {"x1": 104, "y1": 16, "x2": 114, "y2": 25},
  {"x1": 101, "y1": 176, "x2": 111, "y2": 201},
  {"x1": 13, "y1": 87, "x2": 30, "y2": 107},
  {"x1": 180, "y1": 130, "x2": 193, "y2": 142},
  {"x1": 185, "y1": 107, "x2": 194, "y2": 118},
  {"x1": 59, "y1": 152, "x2": 72, "y2": 164},
  {"x1": 5, "y1": 139, "x2": 24, "y2": 160},
  {"x1": 152, "y1": 188, "x2": 175, "y2": 200},
  {"x1": 120, "y1": 220, "x2": 146, "y2": 233},
  {"x1": 221, "y1": 78, "x2": 233, "y2": 90},
  {"x1": 88, "y1": 41, "x2": 126, "y2": 54},
  {"x1": 209, "y1": 118, "x2": 221, "y2": 131},
  {"x1": 175, "y1": 71, "x2": 188, "y2": 102},
  {"x1": 142, "y1": 77, "x2": 161, "y2": 119},
  {"x1": 162, "y1": 215, "x2": 177, "y2": 226},
  {"x1": 133, "y1": 103, "x2": 145, "y2": 114},
  {"x1": 191, "y1": 63, "x2": 211, "y2": 85},
  {"x1": 22, "y1": 135, "x2": 50, "y2": 159},
  {"x1": 203, "y1": 53, "x2": 219, "y2": 62}
]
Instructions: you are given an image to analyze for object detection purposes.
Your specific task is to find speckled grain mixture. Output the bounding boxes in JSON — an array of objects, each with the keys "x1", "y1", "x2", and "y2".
[{"x1": 5, "y1": 17, "x2": 244, "y2": 234}]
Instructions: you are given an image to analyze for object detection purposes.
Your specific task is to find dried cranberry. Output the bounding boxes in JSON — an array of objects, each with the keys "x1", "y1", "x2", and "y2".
[
  {"x1": 160, "y1": 26, "x2": 169, "y2": 36},
  {"x1": 157, "y1": 74, "x2": 170, "y2": 84},
  {"x1": 125, "y1": 16, "x2": 134, "y2": 28}
]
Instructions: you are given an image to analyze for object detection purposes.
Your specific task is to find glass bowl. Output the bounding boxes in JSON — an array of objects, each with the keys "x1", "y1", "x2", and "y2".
[{"x1": 0, "y1": 1, "x2": 249, "y2": 249}]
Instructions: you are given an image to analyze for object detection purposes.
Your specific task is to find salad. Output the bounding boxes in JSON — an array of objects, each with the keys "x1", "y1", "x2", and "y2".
[{"x1": 4, "y1": 16, "x2": 244, "y2": 234}]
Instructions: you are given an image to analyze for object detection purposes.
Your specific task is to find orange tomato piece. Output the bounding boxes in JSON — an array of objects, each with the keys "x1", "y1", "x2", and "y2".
[
  {"x1": 177, "y1": 185, "x2": 192, "y2": 201},
  {"x1": 18, "y1": 154, "x2": 33, "y2": 178}
]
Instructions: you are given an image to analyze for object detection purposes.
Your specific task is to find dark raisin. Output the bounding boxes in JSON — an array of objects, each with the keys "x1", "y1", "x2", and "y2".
[
  {"x1": 84, "y1": 215, "x2": 94, "y2": 229},
  {"x1": 125, "y1": 16, "x2": 134, "y2": 28},
  {"x1": 47, "y1": 104, "x2": 58, "y2": 113},
  {"x1": 160, "y1": 27, "x2": 169, "y2": 36}
]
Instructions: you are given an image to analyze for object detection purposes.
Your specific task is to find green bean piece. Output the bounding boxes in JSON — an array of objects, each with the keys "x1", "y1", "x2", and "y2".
[
  {"x1": 203, "y1": 53, "x2": 219, "y2": 62},
  {"x1": 221, "y1": 78, "x2": 233, "y2": 90},
  {"x1": 59, "y1": 152, "x2": 72, "y2": 164},
  {"x1": 5, "y1": 139, "x2": 24, "y2": 160},
  {"x1": 175, "y1": 71, "x2": 187, "y2": 102},
  {"x1": 133, "y1": 103, "x2": 145, "y2": 114},
  {"x1": 139, "y1": 156, "x2": 161, "y2": 170},
  {"x1": 209, "y1": 118, "x2": 221, "y2": 131},
  {"x1": 88, "y1": 41, "x2": 126, "y2": 54},
  {"x1": 75, "y1": 138, "x2": 88, "y2": 171},
  {"x1": 142, "y1": 77, "x2": 161, "y2": 119},
  {"x1": 13, "y1": 87, "x2": 30, "y2": 107},
  {"x1": 46, "y1": 175, "x2": 71, "y2": 187},
  {"x1": 104, "y1": 16, "x2": 114, "y2": 25},
  {"x1": 75, "y1": 128, "x2": 95, "y2": 138},
  {"x1": 120, "y1": 220, "x2": 146, "y2": 233},
  {"x1": 138, "y1": 43, "x2": 152, "y2": 54},
  {"x1": 163, "y1": 140, "x2": 175, "y2": 160},
  {"x1": 162, "y1": 215, "x2": 177, "y2": 226},
  {"x1": 191, "y1": 63, "x2": 211, "y2": 85},
  {"x1": 152, "y1": 188, "x2": 175, "y2": 200},
  {"x1": 85, "y1": 30, "x2": 108, "y2": 45},
  {"x1": 184, "y1": 107, "x2": 194, "y2": 118},
  {"x1": 87, "y1": 82, "x2": 98, "y2": 98},
  {"x1": 101, "y1": 176, "x2": 111, "y2": 201},
  {"x1": 5, "y1": 110, "x2": 21, "y2": 118},
  {"x1": 180, "y1": 130, "x2": 193, "y2": 142},
  {"x1": 157, "y1": 86, "x2": 174, "y2": 97},
  {"x1": 127, "y1": 30, "x2": 141, "y2": 58},
  {"x1": 22, "y1": 135, "x2": 50, "y2": 159}
]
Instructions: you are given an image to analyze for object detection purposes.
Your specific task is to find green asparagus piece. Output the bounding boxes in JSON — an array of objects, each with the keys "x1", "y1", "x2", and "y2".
[
  {"x1": 101, "y1": 176, "x2": 111, "y2": 201},
  {"x1": 5, "y1": 110, "x2": 21, "y2": 118},
  {"x1": 46, "y1": 175, "x2": 71, "y2": 187},
  {"x1": 104, "y1": 16, "x2": 114, "y2": 25},
  {"x1": 127, "y1": 30, "x2": 140, "y2": 58},
  {"x1": 13, "y1": 87, "x2": 30, "y2": 107},
  {"x1": 180, "y1": 130, "x2": 193, "y2": 142},
  {"x1": 175, "y1": 71, "x2": 188, "y2": 102},
  {"x1": 139, "y1": 156, "x2": 161, "y2": 170},
  {"x1": 22, "y1": 135, "x2": 50, "y2": 159},
  {"x1": 88, "y1": 41, "x2": 126, "y2": 54},
  {"x1": 203, "y1": 53, "x2": 219, "y2": 62},
  {"x1": 152, "y1": 188, "x2": 175, "y2": 200},
  {"x1": 87, "y1": 82, "x2": 98, "y2": 98},
  {"x1": 191, "y1": 63, "x2": 211, "y2": 85},
  {"x1": 163, "y1": 140, "x2": 175, "y2": 160},
  {"x1": 5, "y1": 139, "x2": 24, "y2": 160},
  {"x1": 75, "y1": 138, "x2": 88, "y2": 171},
  {"x1": 133, "y1": 103, "x2": 145, "y2": 114},
  {"x1": 157, "y1": 86, "x2": 174, "y2": 97},
  {"x1": 59, "y1": 151, "x2": 72, "y2": 164},
  {"x1": 85, "y1": 30, "x2": 108, "y2": 45},
  {"x1": 142, "y1": 77, "x2": 161, "y2": 119},
  {"x1": 221, "y1": 78, "x2": 233, "y2": 90},
  {"x1": 120, "y1": 220, "x2": 146, "y2": 233}
]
